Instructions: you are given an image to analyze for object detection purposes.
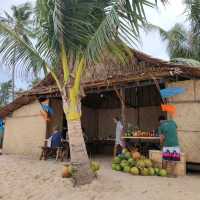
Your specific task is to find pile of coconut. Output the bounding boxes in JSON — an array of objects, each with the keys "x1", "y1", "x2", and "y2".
[{"x1": 112, "y1": 148, "x2": 167, "y2": 177}]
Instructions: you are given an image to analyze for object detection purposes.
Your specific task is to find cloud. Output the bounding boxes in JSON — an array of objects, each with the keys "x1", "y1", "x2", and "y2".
[{"x1": 140, "y1": 0, "x2": 186, "y2": 60}]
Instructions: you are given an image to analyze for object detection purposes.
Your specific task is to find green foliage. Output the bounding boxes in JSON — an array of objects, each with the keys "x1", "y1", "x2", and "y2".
[
  {"x1": 147, "y1": 1, "x2": 200, "y2": 66},
  {"x1": 0, "y1": 80, "x2": 12, "y2": 108},
  {"x1": 0, "y1": 0, "x2": 166, "y2": 83}
]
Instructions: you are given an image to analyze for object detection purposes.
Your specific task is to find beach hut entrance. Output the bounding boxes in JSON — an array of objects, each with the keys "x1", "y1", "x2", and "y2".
[
  {"x1": 81, "y1": 82, "x2": 166, "y2": 156},
  {"x1": 43, "y1": 81, "x2": 165, "y2": 157}
]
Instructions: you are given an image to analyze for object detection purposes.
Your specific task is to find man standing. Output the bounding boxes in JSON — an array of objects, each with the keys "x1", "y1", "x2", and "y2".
[
  {"x1": 158, "y1": 116, "x2": 180, "y2": 177},
  {"x1": 113, "y1": 117, "x2": 124, "y2": 157}
]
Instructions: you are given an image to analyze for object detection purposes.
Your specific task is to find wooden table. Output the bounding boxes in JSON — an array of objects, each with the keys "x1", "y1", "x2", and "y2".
[{"x1": 122, "y1": 136, "x2": 161, "y2": 156}]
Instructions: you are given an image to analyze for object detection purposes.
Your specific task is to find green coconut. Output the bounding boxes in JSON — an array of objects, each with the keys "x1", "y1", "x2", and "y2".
[
  {"x1": 120, "y1": 160, "x2": 129, "y2": 168},
  {"x1": 113, "y1": 157, "x2": 121, "y2": 164},
  {"x1": 159, "y1": 169, "x2": 168, "y2": 177},
  {"x1": 144, "y1": 159, "x2": 153, "y2": 168},
  {"x1": 118, "y1": 154, "x2": 126, "y2": 160},
  {"x1": 140, "y1": 168, "x2": 149, "y2": 176},
  {"x1": 91, "y1": 161, "x2": 100, "y2": 172},
  {"x1": 148, "y1": 167, "x2": 155, "y2": 176},
  {"x1": 112, "y1": 163, "x2": 117, "y2": 170},
  {"x1": 128, "y1": 158, "x2": 136, "y2": 167},
  {"x1": 115, "y1": 165, "x2": 122, "y2": 171},
  {"x1": 130, "y1": 167, "x2": 139, "y2": 175},
  {"x1": 122, "y1": 148, "x2": 129, "y2": 154},
  {"x1": 124, "y1": 152, "x2": 132, "y2": 159},
  {"x1": 154, "y1": 168, "x2": 160, "y2": 175},
  {"x1": 136, "y1": 160, "x2": 145, "y2": 168},
  {"x1": 123, "y1": 165, "x2": 131, "y2": 173}
]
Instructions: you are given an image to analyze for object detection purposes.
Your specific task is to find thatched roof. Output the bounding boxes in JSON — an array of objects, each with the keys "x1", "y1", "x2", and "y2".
[{"x1": 1, "y1": 49, "x2": 200, "y2": 118}]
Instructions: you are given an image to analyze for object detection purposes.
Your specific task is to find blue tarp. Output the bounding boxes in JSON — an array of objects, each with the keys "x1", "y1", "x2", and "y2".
[
  {"x1": 160, "y1": 87, "x2": 185, "y2": 98},
  {"x1": 0, "y1": 119, "x2": 4, "y2": 132},
  {"x1": 41, "y1": 104, "x2": 54, "y2": 115}
]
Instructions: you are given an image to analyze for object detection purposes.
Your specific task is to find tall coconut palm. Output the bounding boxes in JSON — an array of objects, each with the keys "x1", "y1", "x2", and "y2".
[
  {"x1": 146, "y1": 0, "x2": 200, "y2": 66},
  {"x1": 0, "y1": 0, "x2": 167, "y2": 185},
  {"x1": 0, "y1": 3, "x2": 33, "y2": 101}
]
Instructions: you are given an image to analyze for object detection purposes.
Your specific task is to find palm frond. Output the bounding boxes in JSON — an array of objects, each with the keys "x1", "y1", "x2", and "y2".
[
  {"x1": 184, "y1": 0, "x2": 200, "y2": 36},
  {"x1": 171, "y1": 57, "x2": 200, "y2": 67},
  {"x1": 0, "y1": 22, "x2": 44, "y2": 78},
  {"x1": 145, "y1": 23, "x2": 169, "y2": 41}
]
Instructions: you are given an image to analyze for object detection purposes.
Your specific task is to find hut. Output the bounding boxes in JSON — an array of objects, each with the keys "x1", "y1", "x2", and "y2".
[{"x1": 1, "y1": 49, "x2": 200, "y2": 163}]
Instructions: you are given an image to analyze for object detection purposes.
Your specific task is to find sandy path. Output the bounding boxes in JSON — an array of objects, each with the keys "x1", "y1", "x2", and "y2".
[{"x1": 0, "y1": 155, "x2": 200, "y2": 200}]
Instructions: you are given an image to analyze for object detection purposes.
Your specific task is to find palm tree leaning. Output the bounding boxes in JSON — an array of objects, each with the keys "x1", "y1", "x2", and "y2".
[
  {"x1": 0, "y1": 3, "x2": 33, "y2": 101},
  {"x1": 0, "y1": 0, "x2": 167, "y2": 185}
]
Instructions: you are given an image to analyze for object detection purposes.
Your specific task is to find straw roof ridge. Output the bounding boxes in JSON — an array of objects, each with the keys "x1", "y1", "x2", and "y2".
[{"x1": 1, "y1": 48, "x2": 200, "y2": 118}]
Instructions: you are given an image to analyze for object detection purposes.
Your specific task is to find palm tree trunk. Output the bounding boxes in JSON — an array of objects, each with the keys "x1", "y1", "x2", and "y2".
[{"x1": 62, "y1": 91, "x2": 95, "y2": 186}]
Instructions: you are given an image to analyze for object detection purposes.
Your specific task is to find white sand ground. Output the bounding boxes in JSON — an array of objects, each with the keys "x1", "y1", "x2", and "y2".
[{"x1": 0, "y1": 155, "x2": 200, "y2": 200}]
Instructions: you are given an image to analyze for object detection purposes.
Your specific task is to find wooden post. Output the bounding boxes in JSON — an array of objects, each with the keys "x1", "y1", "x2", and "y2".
[
  {"x1": 120, "y1": 87, "x2": 126, "y2": 127},
  {"x1": 114, "y1": 86, "x2": 126, "y2": 127}
]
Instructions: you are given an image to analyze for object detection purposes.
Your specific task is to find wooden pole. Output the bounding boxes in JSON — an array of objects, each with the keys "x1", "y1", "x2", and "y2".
[
  {"x1": 114, "y1": 86, "x2": 126, "y2": 127},
  {"x1": 120, "y1": 87, "x2": 126, "y2": 127}
]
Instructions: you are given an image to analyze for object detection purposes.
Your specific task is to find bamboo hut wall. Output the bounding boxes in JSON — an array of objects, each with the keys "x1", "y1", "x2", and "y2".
[
  {"x1": 139, "y1": 106, "x2": 162, "y2": 131},
  {"x1": 3, "y1": 100, "x2": 46, "y2": 157},
  {"x1": 168, "y1": 80, "x2": 200, "y2": 163},
  {"x1": 47, "y1": 99, "x2": 63, "y2": 137},
  {"x1": 97, "y1": 106, "x2": 162, "y2": 138}
]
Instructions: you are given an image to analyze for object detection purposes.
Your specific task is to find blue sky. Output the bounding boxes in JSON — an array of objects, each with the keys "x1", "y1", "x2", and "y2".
[{"x1": 0, "y1": 0, "x2": 186, "y2": 89}]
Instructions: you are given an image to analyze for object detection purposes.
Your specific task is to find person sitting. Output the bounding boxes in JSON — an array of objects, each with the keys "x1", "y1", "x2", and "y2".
[{"x1": 50, "y1": 127, "x2": 63, "y2": 148}]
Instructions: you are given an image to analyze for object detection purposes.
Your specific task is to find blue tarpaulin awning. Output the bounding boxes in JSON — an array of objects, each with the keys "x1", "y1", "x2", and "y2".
[{"x1": 160, "y1": 87, "x2": 185, "y2": 98}]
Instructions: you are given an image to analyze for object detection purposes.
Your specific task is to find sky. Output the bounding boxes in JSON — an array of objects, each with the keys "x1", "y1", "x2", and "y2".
[{"x1": 0, "y1": 0, "x2": 186, "y2": 89}]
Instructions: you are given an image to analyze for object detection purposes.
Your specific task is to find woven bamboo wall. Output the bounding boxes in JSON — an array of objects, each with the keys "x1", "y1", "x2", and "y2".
[
  {"x1": 168, "y1": 80, "x2": 200, "y2": 163},
  {"x1": 3, "y1": 100, "x2": 46, "y2": 157}
]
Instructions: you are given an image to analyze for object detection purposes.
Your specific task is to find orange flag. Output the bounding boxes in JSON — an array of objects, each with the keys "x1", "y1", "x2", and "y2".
[{"x1": 161, "y1": 104, "x2": 176, "y2": 115}]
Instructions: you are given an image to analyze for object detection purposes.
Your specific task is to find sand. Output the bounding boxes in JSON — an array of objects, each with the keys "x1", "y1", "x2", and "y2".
[{"x1": 0, "y1": 155, "x2": 200, "y2": 200}]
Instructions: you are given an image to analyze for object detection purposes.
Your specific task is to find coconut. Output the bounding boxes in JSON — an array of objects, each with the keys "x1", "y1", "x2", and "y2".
[
  {"x1": 131, "y1": 151, "x2": 141, "y2": 160},
  {"x1": 120, "y1": 160, "x2": 129, "y2": 168},
  {"x1": 148, "y1": 167, "x2": 155, "y2": 176},
  {"x1": 128, "y1": 158, "x2": 136, "y2": 167},
  {"x1": 62, "y1": 165, "x2": 72, "y2": 178},
  {"x1": 123, "y1": 166, "x2": 131, "y2": 173},
  {"x1": 159, "y1": 169, "x2": 168, "y2": 177},
  {"x1": 140, "y1": 168, "x2": 149, "y2": 176},
  {"x1": 115, "y1": 164, "x2": 122, "y2": 171},
  {"x1": 130, "y1": 167, "x2": 139, "y2": 175},
  {"x1": 112, "y1": 163, "x2": 117, "y2": 170},
  {"x1": 154, "y1": 168, "x2": 160, "y2": 175},
  {"x1": 144, "y1": 159, "x2": 153, "y2": 168},
  {"x1": 124, "y1": 152, "x2": 132, "y2": 159},
  {"x1": 122, "y1": 148, "x2": 129, "y2": 154},
  {"x1": 136, "y1": 160, "x2": 145, "y2": 168},
  {"x1": 91, "y1": 161, "x2": 100, "y2": 172},
  {"x1": 113, "y1": 157, "x2": 121, "y2": 164}
]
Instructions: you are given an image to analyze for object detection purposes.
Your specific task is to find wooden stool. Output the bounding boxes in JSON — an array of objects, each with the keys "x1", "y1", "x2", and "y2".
[{"x1": 40, "y1": 146, "x2": 51, "y2": 160}]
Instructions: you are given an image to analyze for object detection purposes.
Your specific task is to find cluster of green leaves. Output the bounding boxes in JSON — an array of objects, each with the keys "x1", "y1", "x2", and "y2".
[
  {"x1": 0, "y1": 0, "x2": 167, "y2": 80},
  {"x1": 0, "y1": 80, "x2": 12, "y2": 108},
  {"x1": 147, "y1": 0, "x2": 200, "y2": 66}
]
